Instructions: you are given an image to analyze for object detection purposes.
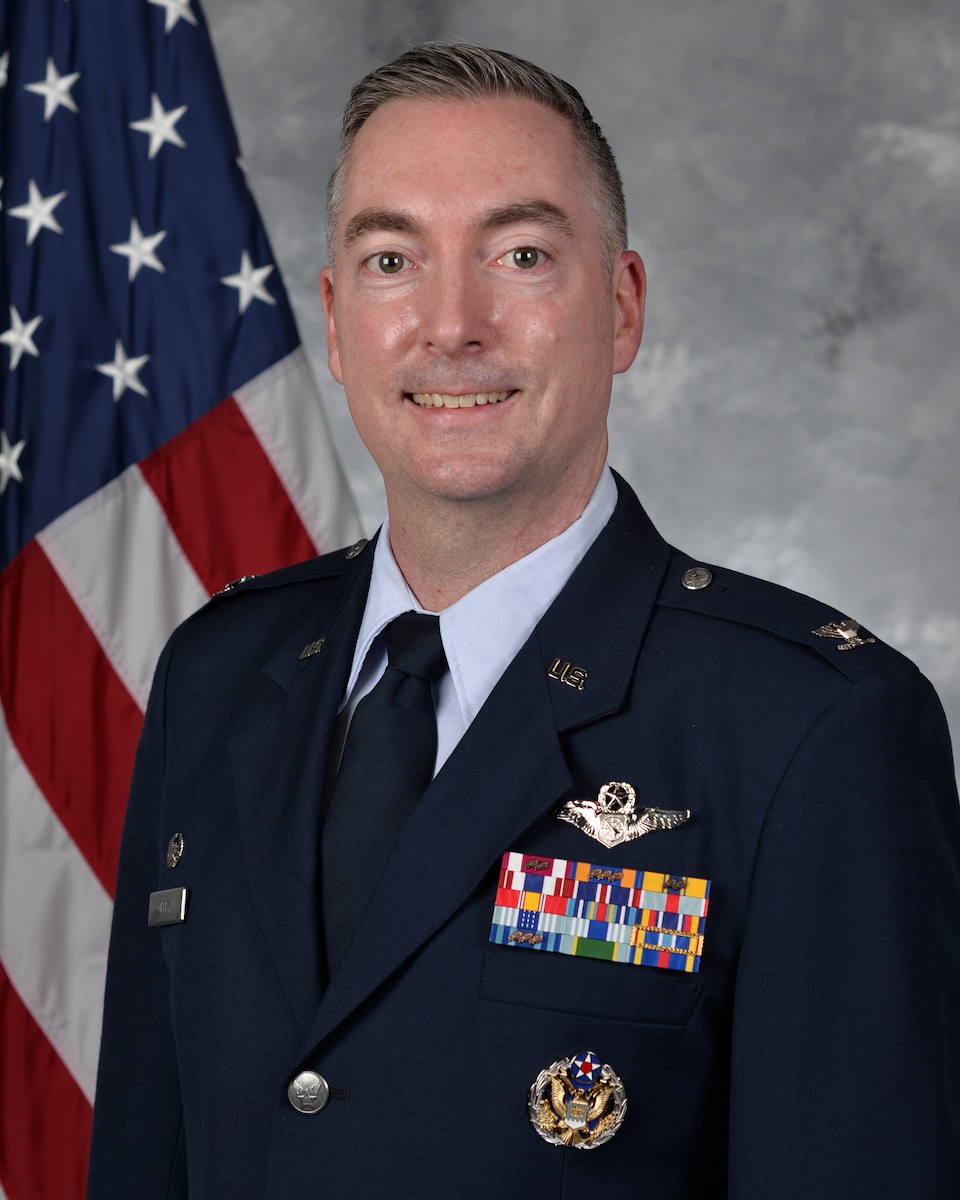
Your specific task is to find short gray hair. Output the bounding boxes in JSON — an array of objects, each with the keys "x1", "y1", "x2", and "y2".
[{"x1": 326, "y1": 42, "x2": 627, "y2": 267}]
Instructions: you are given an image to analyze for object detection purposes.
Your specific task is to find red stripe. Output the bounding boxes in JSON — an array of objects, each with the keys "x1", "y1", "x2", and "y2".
[
  {"x1": 0, "y1": 967, "x2": 92, "y2": 1200},
  {"x1": 140, "y1": 396, "x2": 318, "y2": 594},
  {"x1": 0, "y1": 544, "x2": 142, "y2": 895}
]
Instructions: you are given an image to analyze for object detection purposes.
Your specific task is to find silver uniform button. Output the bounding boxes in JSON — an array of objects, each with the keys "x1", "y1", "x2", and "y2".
[
  {"x1": 287, "y1": 1070, "x2": 330, "y2": 1114},
  {"x1": 681, "y1": 566, "x2": 713, "y2": 591},
  {"x1": 344, "y1": 539, "x2": 368, "y2": 560}
]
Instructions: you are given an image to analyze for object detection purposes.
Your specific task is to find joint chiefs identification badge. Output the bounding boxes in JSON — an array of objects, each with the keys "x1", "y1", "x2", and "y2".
[{"x1": 529, "y1": 1051, "x2": 627, "y2": 1149}]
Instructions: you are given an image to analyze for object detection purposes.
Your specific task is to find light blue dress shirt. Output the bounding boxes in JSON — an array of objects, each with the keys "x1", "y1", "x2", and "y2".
[{"x1": 339, "y1": 467, "x2": 617, "y2": 774}]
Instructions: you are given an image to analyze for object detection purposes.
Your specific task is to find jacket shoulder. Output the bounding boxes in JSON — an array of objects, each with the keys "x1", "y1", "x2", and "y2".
[
  {"x1": 211, "y1": 536, "x2": 372, "y2": 599},
  {"x1": 656, "y1": 549, "x2": 921, "y2": 687},
  {"x1": 159, "y1": 536, "x2": 374, "y2": 667},
  {"x1": 185, "y1": 535, "x2": 373, "y2": 618}
]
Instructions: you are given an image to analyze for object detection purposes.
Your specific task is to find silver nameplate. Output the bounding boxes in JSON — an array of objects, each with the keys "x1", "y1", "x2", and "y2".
[{"x1": 148, "y1": 887, "x2": 188, "y2": 927}]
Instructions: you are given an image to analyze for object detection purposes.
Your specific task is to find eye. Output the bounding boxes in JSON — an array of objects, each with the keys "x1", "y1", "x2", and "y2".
[
  {"x1": 507, "y1": 247, "x2": 542, "y2": 270},
  {"x1": 366, "y1": 252, "x2": 408, "y2": 274}
]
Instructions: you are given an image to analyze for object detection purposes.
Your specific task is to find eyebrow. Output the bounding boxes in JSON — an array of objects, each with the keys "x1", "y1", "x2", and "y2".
[
  {"x1": 479, "y1": 200, "x2": 575, "y2": 238},
  {"x1": 341, "y1": 199, "x2": 575, "y2": 251},
  {"x1": 342, "y1": 209, "x2": 426, "y2": 250}
]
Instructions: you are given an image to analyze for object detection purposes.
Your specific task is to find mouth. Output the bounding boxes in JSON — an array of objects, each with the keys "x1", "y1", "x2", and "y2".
[{"x1": 408, "y1": 391, "x2": 513, "y2": 409}]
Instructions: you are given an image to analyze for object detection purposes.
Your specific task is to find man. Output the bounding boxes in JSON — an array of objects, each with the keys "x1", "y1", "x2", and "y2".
[{"x1": 88, "y1": 43, "x2": 960, "y2": 1198}]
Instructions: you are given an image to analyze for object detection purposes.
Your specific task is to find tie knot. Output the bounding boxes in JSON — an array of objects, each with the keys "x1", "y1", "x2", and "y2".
[{"x1": 386, "y1": 611, "x2": 447, "y2": 684}]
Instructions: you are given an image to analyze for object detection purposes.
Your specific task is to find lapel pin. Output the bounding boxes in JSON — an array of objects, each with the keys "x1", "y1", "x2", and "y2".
[
  {"x1": 556, "y1": 781, "x2": 690, "y2": 849},
  {"x1": 547, "y1": 658, "x2": 588, "y2": 691},
  {"x1": 299, "y1": 637, "x2": 326, "y2": 660},
  {"x1": 812, "y1": 618, "x2": 876, "y2": 650},
  {"x1": 166, "y1": 832, "x2": 184, "y2": 868},
  {"x1": 529, "y1": 1051, "x2": 626, "y2": 1149}
]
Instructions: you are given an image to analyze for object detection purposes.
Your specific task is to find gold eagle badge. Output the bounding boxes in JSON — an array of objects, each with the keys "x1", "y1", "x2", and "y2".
[{"x1": 529, "y1": 1051, "x2": 627, "y2": 1149}]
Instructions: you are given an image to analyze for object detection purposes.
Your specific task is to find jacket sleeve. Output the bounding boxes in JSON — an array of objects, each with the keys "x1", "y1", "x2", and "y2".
[
  {"x1": 728, "y1": 666, "x2": 960, "y2": 1198},
  {"x1": 86, "y1": 639, "x2": 187, "y2": 1199}
]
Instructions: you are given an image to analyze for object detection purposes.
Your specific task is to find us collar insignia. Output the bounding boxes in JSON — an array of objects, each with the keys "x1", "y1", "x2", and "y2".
[
  {"x1": 529, "y1": 1050, "x2": 627, "y2": 1150},
  {"x1": 556, "y1": 781, "x2": 690, "y2": 849},
  {"x1": 812, "y1": 618, "x2": 876, "y2": 650}
]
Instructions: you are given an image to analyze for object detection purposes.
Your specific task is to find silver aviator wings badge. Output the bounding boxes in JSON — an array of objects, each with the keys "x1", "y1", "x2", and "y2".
[{"x1": 556, "y1": 782, "x2": 690, "y2": 850}]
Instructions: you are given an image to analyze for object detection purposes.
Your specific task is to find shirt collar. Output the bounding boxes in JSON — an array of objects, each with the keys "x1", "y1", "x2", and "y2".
[{"x1": 342, "y1": 467, "x2": 617, "y2": 722}]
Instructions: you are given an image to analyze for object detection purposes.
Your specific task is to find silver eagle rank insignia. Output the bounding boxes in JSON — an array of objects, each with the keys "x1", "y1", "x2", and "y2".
[
  {"x1": 556, "y1": 781, "x2": 691, "y2": 850},
  {"x1": 812, "y1": 618, "x2": 876, "y2": 651}
]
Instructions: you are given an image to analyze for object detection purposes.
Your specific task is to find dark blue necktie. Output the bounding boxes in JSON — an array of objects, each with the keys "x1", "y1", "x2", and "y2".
[{"x1": 321, "y1": 611, "x2": 448, "y2": 976}]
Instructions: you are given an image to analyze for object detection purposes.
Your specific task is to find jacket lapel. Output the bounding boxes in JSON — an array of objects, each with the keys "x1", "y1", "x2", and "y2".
[
  {"x1": 229, "y1": 546, "x2": 375, "y2": 1030},
  {"x1": 301, "y1": 477, "x2": 672, "y2": 1051}
]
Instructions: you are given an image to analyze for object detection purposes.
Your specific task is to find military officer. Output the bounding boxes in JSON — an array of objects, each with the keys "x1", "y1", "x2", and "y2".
[{"x1": 88, "y1": 43, "x2": 960, "y2": 1198}]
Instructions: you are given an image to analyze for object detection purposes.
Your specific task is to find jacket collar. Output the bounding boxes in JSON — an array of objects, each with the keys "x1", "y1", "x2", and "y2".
[{"x1": 229, "y1": 539, "x2": 376, "y2": 1027}]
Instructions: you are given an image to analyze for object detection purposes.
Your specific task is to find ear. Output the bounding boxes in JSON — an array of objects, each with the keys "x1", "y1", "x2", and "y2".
[
  {"x1": 611, "y1": 251, "x2": 646, "y2": 376},
  {"x1": 320, "y1": 265, "x2": 344, "y2": 385}
]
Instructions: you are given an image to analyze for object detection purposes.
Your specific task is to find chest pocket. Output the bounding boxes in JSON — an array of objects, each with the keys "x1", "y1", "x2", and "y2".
[{"x1": 480, "y1": 938, "x2": 702, "y2": 1026}]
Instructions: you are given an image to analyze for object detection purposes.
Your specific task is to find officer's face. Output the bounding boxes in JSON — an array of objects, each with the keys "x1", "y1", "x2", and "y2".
[{"x1": 321, "y1": 95, "x2": 645, "y2": 522}]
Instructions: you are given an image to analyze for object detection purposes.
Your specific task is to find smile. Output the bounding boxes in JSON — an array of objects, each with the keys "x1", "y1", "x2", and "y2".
[{"x1": 409, "y1": 391, "x2": 512, "y2": 408}]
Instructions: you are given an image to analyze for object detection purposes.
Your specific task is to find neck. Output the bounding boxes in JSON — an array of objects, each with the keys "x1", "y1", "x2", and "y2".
[{"x1": 386, "y1": 470, "x2": 604, "y2": 610}]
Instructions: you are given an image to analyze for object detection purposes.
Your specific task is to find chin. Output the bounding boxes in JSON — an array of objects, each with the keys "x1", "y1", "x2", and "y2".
[
  {"x1": 410, "y1": 466, "x2": 525, "y2": 506},
  {"x1": 397, "y1": 449, "x2": 521, "y2": 498}
]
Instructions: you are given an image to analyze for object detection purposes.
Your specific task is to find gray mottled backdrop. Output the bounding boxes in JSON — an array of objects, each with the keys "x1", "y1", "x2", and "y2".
[{"x1": 204, "y1": 0, "x2": 960, "y2": 747}]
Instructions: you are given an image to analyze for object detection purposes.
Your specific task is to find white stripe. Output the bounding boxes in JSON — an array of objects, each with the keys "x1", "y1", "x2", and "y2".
[
  {"x1": 234, "y1": 346, "x2": 362, "y2": 555},
  {"x1": 0, "y1": 705, "x2": 112, "y2": 1103},
  {"x1": 38, "y1": 464, "x2": 209, "y2": 711}
]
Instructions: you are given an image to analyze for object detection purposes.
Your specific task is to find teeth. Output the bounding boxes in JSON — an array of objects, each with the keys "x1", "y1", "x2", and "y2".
[{"x1": 410, "y1": 392, "x2": 511, "y2": 408}]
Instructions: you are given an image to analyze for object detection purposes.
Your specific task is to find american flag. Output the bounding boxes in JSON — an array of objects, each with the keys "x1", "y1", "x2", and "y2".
[{"x1": 0, "y1": 2, "x2": 360, "y2": 1195}]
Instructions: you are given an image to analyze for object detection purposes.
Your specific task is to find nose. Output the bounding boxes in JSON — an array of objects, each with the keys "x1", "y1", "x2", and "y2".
[{"x1": 419, "y1": 258, "x2": 490, "y2": 357}]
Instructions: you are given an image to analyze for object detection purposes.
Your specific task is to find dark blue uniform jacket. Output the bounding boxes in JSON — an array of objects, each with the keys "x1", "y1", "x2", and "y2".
[{"x1": 87, "y1": 475, "x2": 960, "y2": 1198}]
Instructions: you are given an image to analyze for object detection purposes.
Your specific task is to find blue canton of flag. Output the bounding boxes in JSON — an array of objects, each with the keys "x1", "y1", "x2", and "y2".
[
  {"x1": 1, "y1": 0, "x2": 348, "y2": 561},
  {"x1": 0, "y1": 4, "x2": 359, "y2": 1198}
]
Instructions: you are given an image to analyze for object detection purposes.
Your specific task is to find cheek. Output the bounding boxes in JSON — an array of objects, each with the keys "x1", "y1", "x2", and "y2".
[
  {"x1": 336, "y1": 298, "x2": 420, "y2": 368},
  {"x1": 379, "y1": 308, "x2": 421, "y2": 356},
  {"x1": 497, "y1": 298, "x2": 563, "y2": 353}
]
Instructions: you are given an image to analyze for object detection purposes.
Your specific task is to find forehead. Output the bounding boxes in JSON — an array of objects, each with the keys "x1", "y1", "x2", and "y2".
[{"x1": 336, "y1": 94, "x2": 594, "y2": 240}]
